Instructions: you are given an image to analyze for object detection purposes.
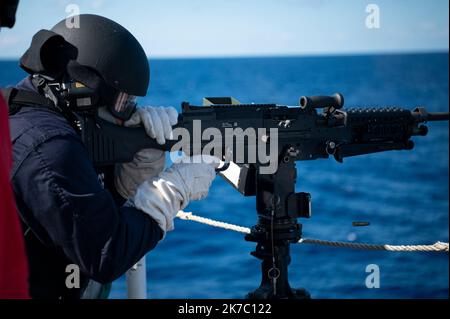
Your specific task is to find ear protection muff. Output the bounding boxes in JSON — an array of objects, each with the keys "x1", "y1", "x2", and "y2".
[
  {"x1": 20, "y1": 29, "x2": 78, "y2": 79},
  {"x1": 19, "y1": 30, "x2": 115, "y2": 110}
]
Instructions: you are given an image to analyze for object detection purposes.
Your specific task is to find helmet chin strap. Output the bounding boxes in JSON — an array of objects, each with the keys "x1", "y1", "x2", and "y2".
[{"x1": 31, "y1": 74, "x2": 82, "y2": 133}]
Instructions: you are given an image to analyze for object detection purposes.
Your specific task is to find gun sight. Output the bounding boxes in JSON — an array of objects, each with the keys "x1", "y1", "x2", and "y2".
[{"x1": 300, "y1": 93, "x2": 344, "y2": 110}]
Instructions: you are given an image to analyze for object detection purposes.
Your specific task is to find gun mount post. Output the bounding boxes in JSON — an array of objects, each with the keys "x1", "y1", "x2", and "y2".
[{"x1": 245, "y1": 150, "x2": 311, "y2": 299}]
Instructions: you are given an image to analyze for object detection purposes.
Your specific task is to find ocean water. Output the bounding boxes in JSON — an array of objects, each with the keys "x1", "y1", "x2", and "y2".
[{"x1": 0, "y1": 53, "x2": 448, "y2": 298}]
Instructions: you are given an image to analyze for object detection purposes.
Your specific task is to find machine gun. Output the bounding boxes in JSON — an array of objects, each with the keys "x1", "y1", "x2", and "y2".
[{"x1": 80, "y1": 93, "x2": 449, "y2": 299}]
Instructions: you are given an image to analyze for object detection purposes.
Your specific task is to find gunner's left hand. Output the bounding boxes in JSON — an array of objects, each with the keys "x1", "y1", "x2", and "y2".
[{"x1": 124, "y1": 105, "x2": 178, "y2": 145}]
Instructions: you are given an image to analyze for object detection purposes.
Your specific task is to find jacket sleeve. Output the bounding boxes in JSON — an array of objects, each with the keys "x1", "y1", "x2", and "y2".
[{"x1": 14, "y1": 134, "x2": 163, "y2": 284}]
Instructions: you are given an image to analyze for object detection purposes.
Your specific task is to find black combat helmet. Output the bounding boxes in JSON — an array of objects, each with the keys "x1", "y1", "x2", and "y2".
[
  {"x1": 51, "y1": 14, "x2": 149, "y2": 96},
  {"x1": 20, "y1": 14, "x2": 149, "y2": 120}
]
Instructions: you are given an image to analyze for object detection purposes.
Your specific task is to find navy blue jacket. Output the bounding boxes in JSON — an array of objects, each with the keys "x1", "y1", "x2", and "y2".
[{"x1": 9, "y1": 78, "x2": 162, "y2": 298}]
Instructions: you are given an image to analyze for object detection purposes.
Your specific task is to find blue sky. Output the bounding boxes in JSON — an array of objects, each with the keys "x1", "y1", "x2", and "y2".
[{"x1": 0, "y1": 0, "x2": 448, "y2": 58}]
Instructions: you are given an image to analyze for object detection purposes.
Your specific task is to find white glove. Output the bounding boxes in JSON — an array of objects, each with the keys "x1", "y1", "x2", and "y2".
[
  {"x1": 124, "y1": 105, "x2": 178, "y2": 145},
  {"x1": 127, "y1": 155, "x2": 220, "y2": 238},
  {"x1": 114, "y1": 105, "x2": 177, "y2": 198},
  {"x1": 114, "y1": 149, "x2": 165, "y2": 199}
]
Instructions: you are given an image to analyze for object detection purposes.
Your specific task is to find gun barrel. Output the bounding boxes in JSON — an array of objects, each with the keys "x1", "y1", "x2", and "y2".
[
  {"x1": 427, "y1": 112, "x2": 450, "y2": 121},
  {"x1": 411, "y1": 107, "x2": 450, "y2": 122}
]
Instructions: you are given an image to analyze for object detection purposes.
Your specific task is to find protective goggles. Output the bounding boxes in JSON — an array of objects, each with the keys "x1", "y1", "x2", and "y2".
[
  {"x1": 61, "y1": 81, "x2": 138, "y2": 121},
  {"x1": 109, "y1": 91, "x2": 137, "y2": 121}
]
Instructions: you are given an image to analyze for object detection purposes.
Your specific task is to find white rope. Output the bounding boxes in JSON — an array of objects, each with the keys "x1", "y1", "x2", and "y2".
[
  {"x1": 297, "y1": 238, "x2": 449, "y2": 252},
  {"x1": 176, "y1": 211, "x2": 449, "y2": 253},
  {"x1": 177, "y1": 211, "x2": 251, "y2": 234}
]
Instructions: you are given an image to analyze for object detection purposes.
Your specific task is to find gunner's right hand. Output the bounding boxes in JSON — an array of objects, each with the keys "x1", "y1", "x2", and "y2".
[{"x1": 126, "y1": 155, "x2": 220, "y2": 237}]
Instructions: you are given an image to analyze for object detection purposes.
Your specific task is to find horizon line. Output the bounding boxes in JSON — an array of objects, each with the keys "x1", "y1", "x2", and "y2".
[{"x1": 0, "y1": 49, "x2": 448, "y2": 61}]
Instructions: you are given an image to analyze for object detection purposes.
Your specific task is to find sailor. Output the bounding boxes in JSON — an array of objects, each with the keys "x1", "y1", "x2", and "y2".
[{"x1": 5, "y1": 14, "x2": 217, "y2": 299}]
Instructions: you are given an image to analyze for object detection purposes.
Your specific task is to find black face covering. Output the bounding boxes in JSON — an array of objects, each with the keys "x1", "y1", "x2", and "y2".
[{"x1": 0, "y1": 0, "x2": 19, "y2": 28}]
